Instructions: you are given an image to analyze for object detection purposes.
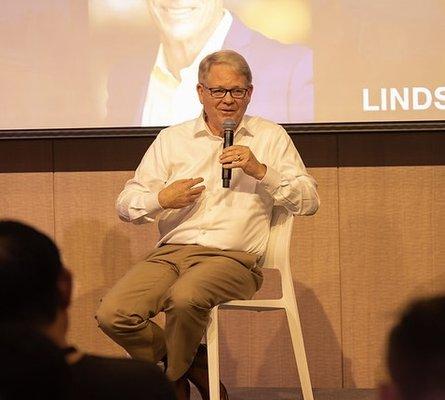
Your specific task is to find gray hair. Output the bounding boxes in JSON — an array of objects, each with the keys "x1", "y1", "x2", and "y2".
[{"x1": 198, "y1": 50, "x2": 252, "y2": 85}]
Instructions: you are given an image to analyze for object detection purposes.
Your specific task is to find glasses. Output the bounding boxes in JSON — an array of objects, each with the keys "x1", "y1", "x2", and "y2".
[{"x1": 201, "y1": 85, "x2": 249, "y2": 99}]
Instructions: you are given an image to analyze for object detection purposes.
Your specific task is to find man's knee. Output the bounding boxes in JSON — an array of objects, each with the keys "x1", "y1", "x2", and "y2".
[
  {"x1": 95, "y1": 298, "x2": 119, "y2": 334},
  {"x1": 95, "y1": 297, "x2": 146, "y2": 335}
]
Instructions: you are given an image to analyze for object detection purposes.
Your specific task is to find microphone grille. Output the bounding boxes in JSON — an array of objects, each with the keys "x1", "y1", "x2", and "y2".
[{"x1": 222, "y1": 119, "x2": 236, "y2": 130}]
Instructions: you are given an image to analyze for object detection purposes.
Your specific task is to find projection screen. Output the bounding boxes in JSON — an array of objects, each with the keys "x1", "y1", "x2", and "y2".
[{"x1": 0, "y1": 0, "x2": 444, "y2": 133}]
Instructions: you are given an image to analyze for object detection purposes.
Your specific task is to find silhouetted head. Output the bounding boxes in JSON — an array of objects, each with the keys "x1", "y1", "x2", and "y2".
[
  {"x1": 0, "y1": 220, "x2": 70, "y2": 326},
  {"x1": 384, "y1": 295, "x2": 445, "y2": 400}
]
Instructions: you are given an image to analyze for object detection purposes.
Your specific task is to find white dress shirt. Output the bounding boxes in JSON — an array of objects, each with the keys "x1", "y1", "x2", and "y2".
[
  {"x1": 141, "y1": 11, "x2": 233, "y2": 126},
  {"x1": 116, "y1": 114, "x2": 319, "y2": 255}
]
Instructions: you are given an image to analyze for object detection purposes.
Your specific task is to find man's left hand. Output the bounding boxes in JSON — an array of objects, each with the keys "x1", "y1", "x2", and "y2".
[{"x1": 219, "y1": 145, "x2": 267, "y2": 180}]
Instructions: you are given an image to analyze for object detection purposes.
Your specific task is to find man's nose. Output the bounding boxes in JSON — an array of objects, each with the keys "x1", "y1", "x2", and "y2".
[{"x1": 222, "y1": 92, "x2": 235, "y2": 103}]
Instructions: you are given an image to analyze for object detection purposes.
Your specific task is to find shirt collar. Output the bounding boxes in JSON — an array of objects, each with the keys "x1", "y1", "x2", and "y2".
[{"x1": 193, "y1": 113, "x2": 254, "y2": 138}]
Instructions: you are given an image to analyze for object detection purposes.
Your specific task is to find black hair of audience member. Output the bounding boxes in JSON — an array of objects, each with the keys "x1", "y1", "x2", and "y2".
[
  {"x1": 0, "y1": 221, "x2": 63, "y2": 325},
  {"x1": 387, "y1": 295, "x2": 445, "y2": 400},
  {"x1": 0, "y1": 323, "x2": 71, "y2": 400}
]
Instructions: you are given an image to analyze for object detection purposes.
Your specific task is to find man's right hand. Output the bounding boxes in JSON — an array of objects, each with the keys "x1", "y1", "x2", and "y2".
[{"x1": 158, "y1": 178, "x2": 205, "y2": 209}]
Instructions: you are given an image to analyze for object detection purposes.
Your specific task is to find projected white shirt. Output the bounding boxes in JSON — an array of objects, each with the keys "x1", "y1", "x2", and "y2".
[
  {"x1": 141, "y1": 11, "x2": 233, "y2": 127},
  {"x1": 116, "y1": 114, "x2": 319, "y2": 255}
]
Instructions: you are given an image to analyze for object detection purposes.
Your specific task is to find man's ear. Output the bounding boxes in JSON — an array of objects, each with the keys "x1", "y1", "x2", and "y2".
[
  {"x1": 57, "y1": 267, "x2": 72, "y2": 310},
  {"x1": 378, "y1": 382, "x2": 401, "y2": 400},
  {"x1": 245, "y1": 84, "x2": 253, "y2": 103},
  {"x1": 196, "y1": 83, "x2": 204, "y2": 104}
]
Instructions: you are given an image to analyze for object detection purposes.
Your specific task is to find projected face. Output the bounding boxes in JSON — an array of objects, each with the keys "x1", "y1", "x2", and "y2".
[
  {"x1": 147, "y1": 0, "x2": 224, "y2": 42},
  {"x1": 197, "y1": 63, "x2": 252, "y2": 136}
]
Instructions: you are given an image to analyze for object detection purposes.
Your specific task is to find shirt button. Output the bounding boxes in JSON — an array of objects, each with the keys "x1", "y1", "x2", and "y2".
[{"x1": 201, "y1": 231, "x2": 206, "y2": 235}]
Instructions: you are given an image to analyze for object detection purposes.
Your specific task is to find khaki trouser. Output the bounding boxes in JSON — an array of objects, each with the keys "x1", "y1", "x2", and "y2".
[{"x1": 95, "y1": 244, "x2": 263, "y2": 381}]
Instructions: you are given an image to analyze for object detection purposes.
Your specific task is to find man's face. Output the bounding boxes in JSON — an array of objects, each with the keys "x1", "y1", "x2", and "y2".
[
  {"x1": 197, "y1": 63, "x2": 253, "y2": 136},
  {"x1": 147, "y1": 0, "x2": 224, "y2": 42}
]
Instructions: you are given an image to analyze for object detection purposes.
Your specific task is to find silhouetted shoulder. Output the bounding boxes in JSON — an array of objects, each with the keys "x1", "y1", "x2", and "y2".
[{"x1": 70, "y1": 355, "x2": 175, "y2": 400}]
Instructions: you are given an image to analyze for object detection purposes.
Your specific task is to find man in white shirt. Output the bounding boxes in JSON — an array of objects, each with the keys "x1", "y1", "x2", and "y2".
[{"x1": 97, "y1": 50, "x2": 319, "y2": 400}]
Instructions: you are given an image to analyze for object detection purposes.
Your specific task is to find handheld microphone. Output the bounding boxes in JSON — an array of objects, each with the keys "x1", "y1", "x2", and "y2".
[{"x1": 222, "y1": 119, "x2": 236, "y2": 188}]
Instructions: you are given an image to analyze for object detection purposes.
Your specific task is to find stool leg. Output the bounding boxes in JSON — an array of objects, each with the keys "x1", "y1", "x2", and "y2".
[
  {"x1": 207, "y1": 307, "x2": 221, "y2": 400},
  {"x1": 285, "y1": 305, "x2": 314, "y2": 400}
]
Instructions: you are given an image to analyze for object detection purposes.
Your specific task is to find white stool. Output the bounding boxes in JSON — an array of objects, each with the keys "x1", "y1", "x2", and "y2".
[{"x1": 206, "y1": 206, "x2": 314, "y2": 400}]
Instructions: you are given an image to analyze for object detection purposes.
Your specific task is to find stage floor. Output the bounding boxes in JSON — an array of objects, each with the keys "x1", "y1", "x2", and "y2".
[{"x1": 190, "y1": 387, "x2": 377, "y2": 400}]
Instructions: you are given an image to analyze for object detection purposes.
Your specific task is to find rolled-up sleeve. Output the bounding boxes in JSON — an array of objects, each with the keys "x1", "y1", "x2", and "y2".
[
  {"x1": 258, "y1": 127, "x2": 320, "y2": 215},
  {"x1": 116, "y1": 134, "x2": 168, "y2": 223}
]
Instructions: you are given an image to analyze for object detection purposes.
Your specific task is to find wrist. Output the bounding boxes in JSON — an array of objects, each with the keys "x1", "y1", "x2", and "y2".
[{"x1": 253, "y1": 164, "x2": 267, "y2": 180}]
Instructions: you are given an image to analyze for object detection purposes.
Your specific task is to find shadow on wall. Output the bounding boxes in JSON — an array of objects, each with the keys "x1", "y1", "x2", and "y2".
[
  {"x1": 295, "y1": 280, "x2": 354, "y2": 389},
  {"x1": 65, "y1": 218, "x2": 158, "y2": 356},
  {"x1": 216, "y1": 273, "x2": 353, "y2": 389}
]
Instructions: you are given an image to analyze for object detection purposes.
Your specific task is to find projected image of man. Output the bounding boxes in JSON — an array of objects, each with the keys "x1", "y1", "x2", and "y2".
[{"x1": 105, "y1": 0, "x2": 314, "y2": 126}]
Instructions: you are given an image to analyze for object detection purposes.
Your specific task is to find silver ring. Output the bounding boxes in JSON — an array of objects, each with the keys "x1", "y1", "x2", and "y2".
[{"x1": 235, "y1": 155, "x2": 241, "y2": 162}]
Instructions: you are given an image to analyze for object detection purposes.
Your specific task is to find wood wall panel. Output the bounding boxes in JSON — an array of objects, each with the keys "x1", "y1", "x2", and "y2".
[
  {"x1": 292, "y1": 167, "x2": 342, "y2": 388},
  {"x1": 0, "y1": 140, "x2": 54, "y2": 236},
  {"x1": 0, "y1": 172, "x2": 54, "y2": 237},
  {"x1": 339, "y1": 166, "x2": 444, "y2": 388},
  {"x1": 432, "y1": 166, "x2": 445, "y2": 293},
  {"x1": 1, "y1": 134, "x2": 443, "y2": 390},
  {"x1": 0, "y1": 140, "x2": 52, "y2": 173}
]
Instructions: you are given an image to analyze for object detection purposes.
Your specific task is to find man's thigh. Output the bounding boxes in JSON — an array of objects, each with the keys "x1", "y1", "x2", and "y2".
[
  {"x1": 99, "y1": 247, "x2": 182, "y2": 318},
  {"x1": 164, "y1": 253, "x2": 262, "y2": 310}
]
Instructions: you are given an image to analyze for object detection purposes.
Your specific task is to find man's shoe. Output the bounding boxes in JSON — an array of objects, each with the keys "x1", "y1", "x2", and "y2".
[
  {"x1": 186, "y1": 344, "x2": 229, "y2": 400},
  {"x1": 173, "y1": 376, "x2": 191, "y2": 400}
]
